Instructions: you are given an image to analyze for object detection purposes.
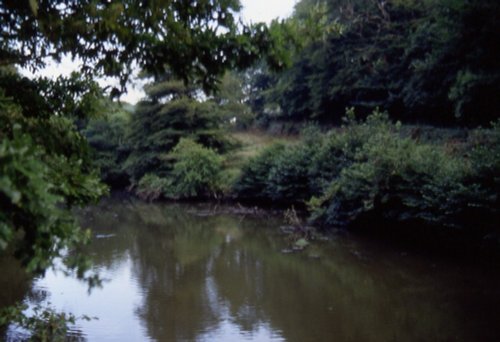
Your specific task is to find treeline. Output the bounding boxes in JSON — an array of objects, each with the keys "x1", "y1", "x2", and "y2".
[
  {"x1": 246, "y1": 0, "x2": 500, "y2": 127},
  {"x1": 81, "y1": 0, "x2": 500, "y2": 252}
]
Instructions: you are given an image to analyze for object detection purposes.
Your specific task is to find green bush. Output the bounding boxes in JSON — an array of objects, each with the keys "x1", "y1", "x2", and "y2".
[
  {"x1": 309, "y1": 126, "x2": 467, "y2": 228},
  {"x1": 123, "y1": 85, "x2": 233, "y2": 183},
  {"x1": 233, "y1": 143, "x2": 286, "y2": 200},
  {"x1": 307, "y1": 111, "x2": 500, "y2": 234},
  {"x1": 307, "y1": 109, "x2": 389, "y2": 193},
  {"x1": 266, "y1": 144, "x2": 315, "y2": 202},
  {"x1": 234, "y1": 109, "x2": 499, "y2": 236},
  {"x1": 457, "y1": 120, "x2": 500, "y2": 229},
  {"x1": 234, "y1": 109, "x2": 400, "y2": 204},
  {"x1": 167, "y1": 138, "x2": 224, "y2": 198},
  {"x1": 136, "y1": 174, "x2": 171, "y2": 201},
  {"x1": 232, "y1": 125, "x2": 327, "y2": 203},
  {"x1": 469, "y1": 120, "x2": 500, "y2": 187}
]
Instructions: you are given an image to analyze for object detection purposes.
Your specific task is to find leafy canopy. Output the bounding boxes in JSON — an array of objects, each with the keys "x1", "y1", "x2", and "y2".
[
  {"x1": 247, "y1": 0, "x2": 500, "y2": 126},
  {"x1": 1, "y1": 0, "x2": 284, "y2": 92}
]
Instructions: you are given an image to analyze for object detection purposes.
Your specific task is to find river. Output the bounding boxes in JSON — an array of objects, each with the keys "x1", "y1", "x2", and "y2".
[{"x1": 2, "y1": 196, "x2": 500, "y2": 341}]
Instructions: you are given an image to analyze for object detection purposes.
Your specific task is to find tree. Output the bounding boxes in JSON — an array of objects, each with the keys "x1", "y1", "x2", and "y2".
[
  {"x1": 0, "y1": 0, "x2": 282, "y2": 91},
  {"x1": 124, "y1": 74, "x2": 230, "y2": 182},
  {"x1": 0, "y1": 67, "x2": 107, "y2": 275},
  {"x1": 0, "y1": 0, "x2": 285, "y2": 278},
  {"x1": 83, "y1": 100, "x2": 133, "y2": 188},
  {"x1": 249, "y1": 0, "x2": 500, "y2": 126},
  {"x1": 212, "y1": 71, "x2": 255, "y2": 129}
]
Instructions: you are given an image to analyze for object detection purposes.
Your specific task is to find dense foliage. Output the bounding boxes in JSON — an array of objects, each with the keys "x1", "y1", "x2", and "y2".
[
  {"x1": 136, "y1": 174, "x2": 171, "y2": 202},
  {"x1": 0, "y1": 0, "x2": 283, "y2": 91},
  {"x1": 135, "y1": 139, "x2": 224, "y2": 200},
  {"x1": 123, "y1": 75, "x2": 231, "y2": 183},
  {"x1": 84, "y1": 73, "x2": 237, "y2": 198},
  {"x1": 0, "y1": 77, "x2": 106, "y2": 274},
  {"x1": 167, "y1": 138, "x2": 224, "y2": 198},
  {"x1": 83, "y1": 101, "x2": 132, "y2": 187},
  {"x1": 234, "y1": 110, "x2": 499, "y2": 239},
  {"x1": 248, "y1": 0, "x2": 500, "y2": 126},
  {"x1": 232, "y1": 143, "x2": 287, "y2": 200}
]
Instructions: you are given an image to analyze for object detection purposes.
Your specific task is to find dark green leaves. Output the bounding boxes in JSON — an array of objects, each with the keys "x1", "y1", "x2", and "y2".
[
  {"x1": 1, "y1": 0, "x2": 285, "y2": 92},
  {"x1": 0, "y1": 82, "x2": 106, "y2": 276},
  {"x1": 250, "y1": 0, "x2": 500, "y2": 126}
]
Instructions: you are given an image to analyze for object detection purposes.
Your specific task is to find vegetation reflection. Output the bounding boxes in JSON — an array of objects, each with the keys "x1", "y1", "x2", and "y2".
[{"x1": 78, "y1": 200, "x2": 500, "y2": 342}]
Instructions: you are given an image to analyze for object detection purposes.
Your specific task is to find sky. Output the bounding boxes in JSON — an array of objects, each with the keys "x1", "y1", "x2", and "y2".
[
  {"x1": 21, "y1": 0, "x2": 297, "y2": 104},
  {"x1": 240, "y1": 0, "x2": 296, "y2": 24}
]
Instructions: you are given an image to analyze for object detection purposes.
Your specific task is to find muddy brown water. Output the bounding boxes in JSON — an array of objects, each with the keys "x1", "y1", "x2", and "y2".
[{"x1": 2, "y1": 197, "x2": 500, "y2": 341}]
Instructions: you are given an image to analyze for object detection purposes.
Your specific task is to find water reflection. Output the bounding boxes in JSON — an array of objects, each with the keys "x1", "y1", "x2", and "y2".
[
  {"x1": 3, "y1": 197, "x2": 500, "y2": 341},
  {"x1": 120, "y1": 202, "x2": 286, "y2": 341}
]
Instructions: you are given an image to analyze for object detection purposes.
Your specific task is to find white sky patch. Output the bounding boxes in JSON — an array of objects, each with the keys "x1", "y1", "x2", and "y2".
[
  {"x1": 240, "y1": 0, "x2": 297, "y2": 24},
  {"x1": 20, "y1": 1, "x2": 297, "y2": 104}
]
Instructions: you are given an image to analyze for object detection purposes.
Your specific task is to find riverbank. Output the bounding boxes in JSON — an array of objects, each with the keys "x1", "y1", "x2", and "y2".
[
  {"x1": 93, "y1": 112, "x2": 499, "y2": 260},
  {"x1": 99, "y1": 190, "x2": 500, "y2": 267}
]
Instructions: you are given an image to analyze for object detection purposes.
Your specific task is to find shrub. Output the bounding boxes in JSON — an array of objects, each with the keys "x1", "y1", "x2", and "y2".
[
  {"x1": 234, "y1": 109, "x2": 398, "y2": 204},
  {"x1": 306, "y1": 109, "x2": 401, "y2": 193},
  {"x1": 456, "y1": 120, "x2": 500, "y2": 230},
  {"x1": 123, "y1": 90, "x2": 233, "y2": 184},
  {"x1": 236, "y1": 109, "x2": 499, "y2": 237},
  {"x1": 167, "y1": 138, "x2": 224, "y2": 198},
  {"x1": 305, "y1": 110, "x2": 500, "y2": 234},
  {"x1": 309, "y1": 128, "x2": 467, "y2": 228},
  {"x1": 136, "y1": 174, "x2": 171, "y2": 201},
  {"x1": 469, "y1": 120, "x2": 500, "y2": 188},
  {"x1": 266, "y1": 144, "x2": 316, "y2": 202},
  {"x1": 232, "y1": 143, "x2": 286, "y2": 200}
]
